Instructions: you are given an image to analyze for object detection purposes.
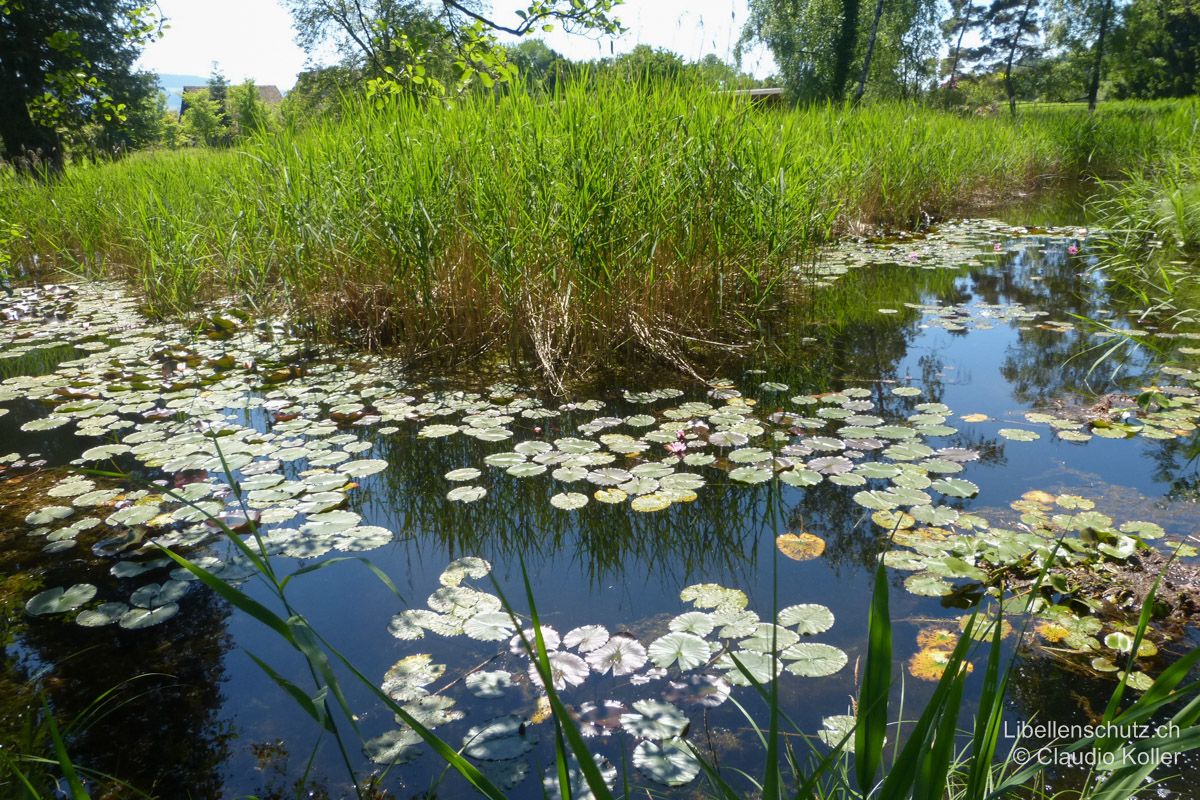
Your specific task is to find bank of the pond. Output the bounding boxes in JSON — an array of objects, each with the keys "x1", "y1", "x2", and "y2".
[{"x1": 0, "y1": 90, "x2": 1196, "y2": 388}]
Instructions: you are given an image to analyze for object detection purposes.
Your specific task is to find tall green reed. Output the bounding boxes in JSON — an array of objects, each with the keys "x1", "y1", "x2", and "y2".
[{"x1": 2, "y1": 89, "x2": 1194, "y2": 388}]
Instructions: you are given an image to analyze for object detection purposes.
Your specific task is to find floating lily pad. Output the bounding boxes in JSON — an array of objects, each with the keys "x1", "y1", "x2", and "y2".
[
  {"x1": 783, "y1": 643, "x2": 848, "y2": 677},
  {"x1": 463, "y1": 716, "x2": 535, "y2": 760},
  {"x1": 447, "y1": 485, "x2": 486, "y2": 503},
  {"x1": 364, "y1": 729, "x2": 423, "y2": 765},
  {"x1": 586, "y1": 634, "x2": 649, "y2": 676},
  {"x1": 76, "y1": 602, "x2": 129, "y2": 627},
  {"x1": 648, "y1": 631, "x2": 711, "y2": 671},
  {"x1": 465, "y1": 670, "x2": 514, "y2": 699},
  {"x1": 26, "y1": 584, "x2": 97, "y2": 615},
  {"x1": 119, "y1": 604, "x2": 179, "y2": 629},
  {"x1": 550, "y1": 492, "x2": 588, "y2": 510},
  {"x1": 632, "y1": 739, "x2": 700, "y2": 786},
  {"x1": 620, "y1": 700, "x2": 689, "y2": 739},
  {"x1": 776, "y1": 532, "x2": 826, "y2": 561},
  {"x1": 778, "y1": 604, "x2": 835, "y2": 635},
  {"x1": 998, "y1": 428, "x2": 1040, "y2": 442}
]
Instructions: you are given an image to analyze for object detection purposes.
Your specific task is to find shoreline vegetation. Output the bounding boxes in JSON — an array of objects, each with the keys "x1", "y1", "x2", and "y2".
[{"x1": 1, "y1": 85, "x2": 1197, "y2": 389}]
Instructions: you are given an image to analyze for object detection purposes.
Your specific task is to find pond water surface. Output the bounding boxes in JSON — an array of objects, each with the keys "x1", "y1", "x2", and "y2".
[{"x1": 2, "y1": 215, "x2": 1199, "y2": 799}]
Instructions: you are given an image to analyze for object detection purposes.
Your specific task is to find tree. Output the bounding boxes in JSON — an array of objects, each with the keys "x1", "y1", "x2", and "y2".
[
  {"x1": 180, "y1": 88, "x2": 227, "y2": 147},
  {"x1": 227, "y1": 80, "x2": 275, "y2": 140},
  {"x1": 280, "y1": 65, "x2": 362, "y2": 124},
  {"x1": 942, "y1": 0, "x2": 987, "y2": 88},
  {"x1": 739, "y1": 0, "x2": 857, "y2": 100},
  {"x1": 741, "y1": 0, "x2": 939, "y2": 101},
  {"x1": 1108, "y1": 0, "x2": 1199, "y2": 98},
  {"x1": 853, "y1": 0, "x2": 888, "y2": 102},
  {"x1": 979, "y1": 0, "x2": 1042, "y2": 114},
  {"x1": 0, "y1": 0, "x2": 159, "y2": 169},
  {"x1": 1046, "y1": 0, "x2": 1125, "y2": 107},
  {"x1": 285, "y1": 0, "x2": 622, "y2": 98},
  {"x1": 206, "y1": 63, "x2": 230, "y2": 129},
  {"x1": 505, "y1": 39, "x2": 569, "y2": 92}
]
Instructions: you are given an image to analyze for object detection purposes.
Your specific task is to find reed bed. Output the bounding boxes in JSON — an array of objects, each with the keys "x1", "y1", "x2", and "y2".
[{"x1": 1, "y1": 84, "x2": 1195, "y2": 387}]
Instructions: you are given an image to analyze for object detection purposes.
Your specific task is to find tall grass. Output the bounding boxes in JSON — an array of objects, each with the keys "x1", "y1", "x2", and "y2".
[
  {"x1": 1089, "y1": 139, "x2": 1200, "y2": 325},
  {"x1": 1, "y1": 86, "x2": 1195, "y2": 387}
]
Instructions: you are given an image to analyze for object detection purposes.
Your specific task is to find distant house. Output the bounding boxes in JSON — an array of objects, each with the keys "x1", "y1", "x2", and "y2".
[{"x1": 179, "y1": 85, "x2": 284, "y2": 117}]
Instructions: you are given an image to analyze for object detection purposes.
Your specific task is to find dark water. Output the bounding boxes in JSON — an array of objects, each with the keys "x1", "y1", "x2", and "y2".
[{"x1": 2, "y1": 220, "x2": 1199, "y2": 799}]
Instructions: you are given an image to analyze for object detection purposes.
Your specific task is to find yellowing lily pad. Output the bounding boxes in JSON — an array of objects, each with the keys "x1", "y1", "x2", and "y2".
[{"x1": 776, "y1": 532, "x2": 826, "y2": 561}]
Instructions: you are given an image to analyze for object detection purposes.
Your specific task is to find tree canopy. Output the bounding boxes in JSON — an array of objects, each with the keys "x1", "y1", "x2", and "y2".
[{"x1": 0, "y1": 0, "x2": 159, "y2": 169}]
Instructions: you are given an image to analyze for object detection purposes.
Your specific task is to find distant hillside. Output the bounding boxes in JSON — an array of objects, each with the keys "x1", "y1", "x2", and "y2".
[{"x1": 156, "y1": 73, "x2": 208, "y2": 112}]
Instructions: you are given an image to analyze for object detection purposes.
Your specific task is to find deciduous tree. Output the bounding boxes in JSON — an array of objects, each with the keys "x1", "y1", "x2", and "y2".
[{"x1": 0, "y1": 0, "x2": 159, "y2": 169}]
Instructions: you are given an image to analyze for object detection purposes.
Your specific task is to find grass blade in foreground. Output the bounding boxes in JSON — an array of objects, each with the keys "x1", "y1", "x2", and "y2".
[{"x1": 856, "y1": 560, "x2": 892, "y2": 793}]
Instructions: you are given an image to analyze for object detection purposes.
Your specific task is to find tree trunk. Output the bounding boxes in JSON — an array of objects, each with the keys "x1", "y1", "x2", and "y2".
[
  {"x1": 1087, "y1": 0, "x2": 1112, "y2": 111},
  {"x1": 853, "y1": 0, "x2": 887, "y2": 103},
  {"x1": 948, "y1": 3, "x2": 972, "y2": 87},
  {"x1": 1003, "y1": 0, "x2": 1033, "y2": 116},
  {"x1": 831, "y1": 0, "x2": 862, "y2": 101}
]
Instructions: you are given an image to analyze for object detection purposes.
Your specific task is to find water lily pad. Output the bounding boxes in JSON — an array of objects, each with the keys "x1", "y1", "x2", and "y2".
[
  {"x1": 547, "y1": 491, "x2": 586, "y2": 511},
  {"x1": 680, "y1": 583, "x2": 747, "y2": 611},
  {"x1": 778, "y1": 604, "x2": 835, "y2": 634},
  {"x1": 632, "y1": 739, "x2": 700, "y2": 786},
  {"x1": 648, "y1": 631, "x2": 711, "y2": 671},
  {"x1": 931, "y1": 478, "x2": 979, "y2": 498},
  {"x1": 780, "y1": 468, "x2": 822, "y2": 487},
  {"x1": 593, "y1": 487, "x2": 627, "y2": 504},
  {"x1": 445, "y1": 467, "x2": 482, "y2": 482},
  {"x1": 119, "y1": 604, "x2": 179, "y2": 628},
  {"x1": 669, "y1": 612, "x2": 715, "y2": 636},
  {"x1": 440, "y1": 556, "x2": 491, "y2": 586},
  {"x1": 383, "y1": 654, "x2": 445, "y2": 702},
  {"x1": 448, "y1": 485, "x2": 486, "y2": 503},
  {"x1": 630, "y1": 493, "x2": 672, "y2": 512},
  {"x1": 998, "y1": 428, "x2": 1039, "y2": 442},
  {"x1": 782, "y1": 642, "x2": 848, "y2": 676},
  {"x1": 76, "y1": 602, "x2": 129, "y2": 627},
  {"x1": 904, "y1": 574, "x2": 953, "y2": 596},
  {"x1": 563, "y1": 625, "x2": 610, "y2": 652},
  {"x1": 586, "y1": 634, "x2": 649, "y2": 676},
  {"x1": 464, "y1": 611, "x2": 516, "y2": 642},
  {"x1": 818, "y1": 715, "x2": 857, "y2": 751},
  {"x1": 26, "y1": 584, "x2": 98, "y2": 615},
  {"x1": 776, "y1": 532, "x2": 826, "y2": 561},
  {"x1": 621, "y1": 700, "x2": 689, "y2": 739},
  {"x1": 131, "y1": 580, "x2": 189, "y2": 608},
  {"x1": 364, "y1": 729, "x2": 423, "y2": 765},
  {"x1": 25, "y1": 505, "x2": 75, "y2": 526},
  {"x1": 542, "y1": 755, "x2": 615, "y2": 800},
  {"x1": 465, "y1": 670, "x2": 514, "y2": 699},
  {"x1": 463, "y1": 715, "x2": 535, "y2": 760}
]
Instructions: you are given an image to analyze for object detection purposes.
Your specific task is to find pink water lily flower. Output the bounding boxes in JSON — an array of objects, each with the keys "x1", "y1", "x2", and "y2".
[
  {"x1": 665, "y1": 441, "x2": 687, "y2": 456},
  {"x1": 993, "y1": 242, "x2": 1003, "y2": 252},
  {"x1": 1067, "y1": 244, "x2": 1079, "y2": 255},
  {"x1": 906, "y1": 252, "x2": 920, "y2": 262}
]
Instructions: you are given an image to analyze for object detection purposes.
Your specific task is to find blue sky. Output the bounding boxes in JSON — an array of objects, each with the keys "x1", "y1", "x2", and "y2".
[{"x1": 136, "y1": 0, "x2": 776, "y2": 91}]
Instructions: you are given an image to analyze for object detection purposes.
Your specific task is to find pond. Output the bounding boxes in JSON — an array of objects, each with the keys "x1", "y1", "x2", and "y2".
[{"x1": 2, "y1": 213, "x2": 1199, "y2": 799}]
